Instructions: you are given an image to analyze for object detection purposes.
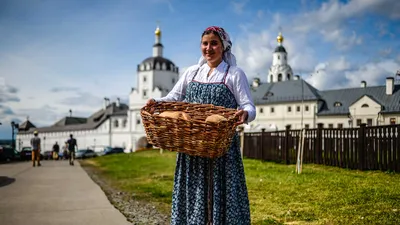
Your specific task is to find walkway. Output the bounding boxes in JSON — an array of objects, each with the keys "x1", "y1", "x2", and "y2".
[{"x1": 0, "y1": 160, "x2": 131, "y2": 225}]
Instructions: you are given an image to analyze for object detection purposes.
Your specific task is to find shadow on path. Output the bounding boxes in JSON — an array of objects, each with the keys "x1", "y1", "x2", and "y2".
[{"x1": 0, "y1": 176, "x2": 16, "y2": 188}]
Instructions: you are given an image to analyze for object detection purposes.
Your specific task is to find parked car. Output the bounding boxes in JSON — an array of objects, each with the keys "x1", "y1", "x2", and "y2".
[
  {"x1": 20, "y1": 147, "x2": 43, "y2": 161},
  {"x1": 75, "y1": 149, "x2": 97, "y2": 159},
  {"x1": 0, "y1": 146, "x2": 20, "y2": 162},
  {"x1": 103, "y1": 147, "x2": 125, "y2": 155}
]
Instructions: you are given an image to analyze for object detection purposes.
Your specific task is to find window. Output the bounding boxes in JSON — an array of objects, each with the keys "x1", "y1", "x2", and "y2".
[
  {"x1": 305, "y1": 124, "x2": 310, "y2": 129},
  {"x1": 123, "y1": 119, "x2": 128, "y2": 128},
  {"x1": 287, "y1": 74, "x2": 290, "y2": 80},
  {"x1": 143, "y1": 76, "x2": 147, "y2": 82},
  {"x1": 278, "y1": 55, "x2": 280, "y2": 60},
  {"x1": 338, "y1": 123, "x2": 343, "y2": 129},
  {"x1": 334, "y1": 102, "x2": 342, "y2": 107},
  {"x1": 278, "y1": 74, "x2": 282, "y2": 81},
  {"x1": 172, "y1": 78, "x2": 175, "y2": 84},
  {"x1": 361, "y1": 104, "x2": 369, "y2": 108},
  {"x1": 270, "y1": 75, "x2": 273, "y2": 82},
  {"x1": 259, "y1": 108, "x2": 263, "y2": 113},
  {"x1": 143, "y1": 90, "x2": 147, "y2": 98},
  {"x1": 328, "y1": 124, "x2": 334, "y2": 128},
  {"x1": 270, "y1": 107, "x2": 275, "y2": 113},
  {"x1": 296, "y1": 106, "x2": 301, "y2": 112},
  {"x1": 305, "y1": 106, "x2": 309, "y2": 111},
  {"x1": 136, "y1": 119, "x2": 141, "y2": 125},
  {"x1": 367, "y1": 119, "x2": 373, "y2": 126},
  {"x1": 390, "y1": 118, "x2": 396, "y2": 125},
  {"x1": 114, "y1": 119, "x2": 119, "y2": 128},
  {"x1": 356, "y1": 119, "x2": 362, "y2": 126},
  {"x1": 288, "y1": 106, "x2": 292, "y2": 112}
]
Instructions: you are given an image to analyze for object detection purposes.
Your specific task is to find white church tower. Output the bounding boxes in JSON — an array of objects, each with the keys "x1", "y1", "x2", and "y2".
[
  {"x1": 268, "y1": 32, "x2": 293, "y2": 83},
  {"x1": 127, "y1": 24, "x2": 179, "y2": 150}
]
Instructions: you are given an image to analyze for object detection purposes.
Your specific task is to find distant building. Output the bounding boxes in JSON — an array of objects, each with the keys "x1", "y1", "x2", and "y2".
[
  {"x1": 16, "y1": 25, "x2": 179, "y2": 152},
  {"x1": 247, "y1": 32, "x2": 400, "y2": 132}
]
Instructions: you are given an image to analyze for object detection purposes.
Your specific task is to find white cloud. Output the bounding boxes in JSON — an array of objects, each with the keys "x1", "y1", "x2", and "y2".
[
  {"x1": 231, "y1": 0, "x2": 248, "y2": 15},
  {"x1": 321, "y1": 29, "x2": 363, "y2": 50},
  {"x1": 293, "y1": 0, "x2": 399, "y2": 48},
  {"x1": 306, "y1": 58, "x2": 400, "y2": 90}
]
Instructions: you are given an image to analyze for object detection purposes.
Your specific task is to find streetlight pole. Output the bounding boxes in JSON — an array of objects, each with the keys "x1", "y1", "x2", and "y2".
[
  {"x1": 11, "y1": 121, "x2": 19, "y2": 150},
  {"x1": 301, "y1": 75, "x2": 304, "y2": 129}
]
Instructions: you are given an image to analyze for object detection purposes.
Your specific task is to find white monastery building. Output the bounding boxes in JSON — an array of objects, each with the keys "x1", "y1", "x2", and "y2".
[{"x1": 16, "y1": 28, "x2": 400, "y2": 151}]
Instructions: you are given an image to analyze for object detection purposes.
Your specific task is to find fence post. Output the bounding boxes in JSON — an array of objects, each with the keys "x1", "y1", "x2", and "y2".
[
  {"x1": 358, "y1": 123, "x2": 366, "y2": 170},
  {"x1": 316, "y1": 123, "x2": 323, "y2": 164},
  {"x1": 285, "y1": 125, "x2": 290, "y2": 164},
  {"x1": 261, "y1": 128, "x2": 265, "y2": 160}
]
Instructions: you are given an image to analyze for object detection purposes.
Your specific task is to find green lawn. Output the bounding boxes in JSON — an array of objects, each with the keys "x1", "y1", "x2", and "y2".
[{"x1": 83, "y1": 150, "x2": 400, "y2": 225}]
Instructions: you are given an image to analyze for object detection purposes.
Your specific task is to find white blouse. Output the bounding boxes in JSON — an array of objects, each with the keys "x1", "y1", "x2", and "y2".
[{"x1": 154, "y1": 61, "x2": 256, "y2": 123}]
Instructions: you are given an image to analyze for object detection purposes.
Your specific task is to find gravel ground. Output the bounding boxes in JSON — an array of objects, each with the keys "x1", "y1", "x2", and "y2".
[{"x1": 82, "y1": 165, "x2": 170, "y2": 225}]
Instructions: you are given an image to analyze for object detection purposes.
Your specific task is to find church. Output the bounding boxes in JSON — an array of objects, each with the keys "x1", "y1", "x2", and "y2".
[
  {"x1": 16, "y1": 27, "x2": 400, "y2": 152},
  {"x1": 16, "y1": 25, "x2": 179, "y2": 152}
]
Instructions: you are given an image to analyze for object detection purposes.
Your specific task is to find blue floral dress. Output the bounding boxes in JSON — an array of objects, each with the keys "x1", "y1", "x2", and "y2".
[{"x1": 171, "y1": 66, "x2": 251, "y2": 225}]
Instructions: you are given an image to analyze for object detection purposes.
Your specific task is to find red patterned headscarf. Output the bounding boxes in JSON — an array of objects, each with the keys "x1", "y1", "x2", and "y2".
[{"x1": 198, "y1": 26, "x2": 237, "y2": 66}]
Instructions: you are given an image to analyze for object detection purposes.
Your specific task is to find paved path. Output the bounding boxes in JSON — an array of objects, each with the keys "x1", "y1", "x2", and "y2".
[{"x1": 0, "y1": 160, "x2": 131, "y2": 225}]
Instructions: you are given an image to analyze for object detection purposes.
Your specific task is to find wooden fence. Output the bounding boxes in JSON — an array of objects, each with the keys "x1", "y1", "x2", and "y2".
[{"x1": 242, "y1": 123, "x2": 400, "y2": 172}]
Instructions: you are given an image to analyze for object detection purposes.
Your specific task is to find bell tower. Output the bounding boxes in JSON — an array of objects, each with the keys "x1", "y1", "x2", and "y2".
[{"x1": 268, "y1": 31, "x2": 293, "y2": 83}]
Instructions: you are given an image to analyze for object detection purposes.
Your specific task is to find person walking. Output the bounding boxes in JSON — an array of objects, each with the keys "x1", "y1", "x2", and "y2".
[
  {"x1": 147, "y1": 26, "x2": 255, "y2": 225},
  {"x1": 66, "y1": 134, "x2": 78, "y2": 166},
  {"x1": 30, "y1": 130, "x2": 41, "y2": 167},
  {"x1": 52, "y1": 142, "x2": 60, "y2": 160}
]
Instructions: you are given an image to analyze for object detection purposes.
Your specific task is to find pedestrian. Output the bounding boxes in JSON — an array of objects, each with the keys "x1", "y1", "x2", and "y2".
[
  {"x1": 52, "y1": 142, "x2": 60, "y2": 160},
  {"x1": 30, "y1": 130, "x2": 41, "y2": 167},
  {"x1": 146, "y1": 26, "x2": 255, "y2": 225},
  {"x1": 66, "y1": 134, "x2": 78, "y2": 166}
]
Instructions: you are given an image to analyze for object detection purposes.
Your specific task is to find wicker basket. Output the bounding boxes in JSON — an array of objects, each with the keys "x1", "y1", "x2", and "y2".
[{"x1": 140, "y1": 102, "x2": 239, "y2": 158}]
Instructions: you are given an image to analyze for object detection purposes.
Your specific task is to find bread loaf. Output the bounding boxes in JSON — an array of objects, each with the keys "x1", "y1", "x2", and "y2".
[
  {"x1": 159, "y1": 111, "x2": 182, "y2": 119},
  {"x1": 159, "y1": 111, "x2": 191, "y2": 121},
  {"x1": 180, "y1": 112, "x2": 191, "y2": 121},
  {"x1": 205, "y1": 114, "x2": 227, "y2": 123}
]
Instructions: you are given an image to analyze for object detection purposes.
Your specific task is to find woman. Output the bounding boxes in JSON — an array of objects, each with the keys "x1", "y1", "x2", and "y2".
[{"x1": 147, "y1": 26, "x2": 256, "y2": 225}]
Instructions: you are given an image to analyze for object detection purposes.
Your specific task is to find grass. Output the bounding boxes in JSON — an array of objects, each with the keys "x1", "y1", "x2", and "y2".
[{"x1": 83, "y1": 150, "x2": 400, "y2": 225}]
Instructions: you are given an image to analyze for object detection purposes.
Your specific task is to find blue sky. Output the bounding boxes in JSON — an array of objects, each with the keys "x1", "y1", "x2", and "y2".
[{"x1": 0, "y1": 0, "x2": 399, "y2": 139}]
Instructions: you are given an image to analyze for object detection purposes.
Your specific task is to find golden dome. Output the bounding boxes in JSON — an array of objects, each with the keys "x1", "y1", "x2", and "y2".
[
  {"x1": 155, "y1": 27, "x2": 161, "y2": 36},
  {"x1": 277, "y1": 32, "x2": 284, "y2": 43}
]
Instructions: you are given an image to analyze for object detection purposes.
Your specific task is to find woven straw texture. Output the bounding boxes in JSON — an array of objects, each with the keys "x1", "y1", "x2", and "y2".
[{"x1": 140, "y1": 102, "x2": 239, "y2": 158}]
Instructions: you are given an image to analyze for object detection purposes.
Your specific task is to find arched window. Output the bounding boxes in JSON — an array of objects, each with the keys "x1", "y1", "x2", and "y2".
[
  {"x1": 123, "y1": 119, "x2": 128, "y2": 128},
  {"x1": 155, "y1": 62, "x2": 160, "y2": 70},
  {"x1": 114, "y1": 119, "x2": 119, "y2": 128},
  {"x1": 278, "y1": 55, "x2": 280, "y2": 60},
  {"x1": 361, "y1": 104, "x2": 369, "y2": 108},
  {"x1": 278, "y1": 74, "x2": 282, "y2": 81},
  {"x1": 270, "y1": 75, "x2": 273, "y2": 82}
]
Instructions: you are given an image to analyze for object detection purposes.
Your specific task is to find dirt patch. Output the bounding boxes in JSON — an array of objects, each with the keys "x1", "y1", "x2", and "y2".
[{"x1": 81, "y1": 162, "x2": 170, "y2": 225}]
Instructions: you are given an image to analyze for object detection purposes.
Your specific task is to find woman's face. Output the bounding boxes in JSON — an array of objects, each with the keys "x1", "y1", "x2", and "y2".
[{"x1": 201, "y1": 32, "x2": 223, "y2": 66}]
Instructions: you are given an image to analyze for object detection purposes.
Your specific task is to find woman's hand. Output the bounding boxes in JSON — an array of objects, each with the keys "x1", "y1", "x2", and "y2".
[
  {"x1": 146, "y1": 99, "x2": 157, "y2": 113},
  {"x1": 235, "y1": 109, "x2": 248, "y2": 125},
  {"x1": 146, "y1": 98, "x2": 156, "y2": 107}
]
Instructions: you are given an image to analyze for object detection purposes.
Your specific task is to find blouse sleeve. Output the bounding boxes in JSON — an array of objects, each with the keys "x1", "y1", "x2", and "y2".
[
  {"x1": 153, "y1": 65, "x2": 198, "y2": 102},
  {"x1": 232, "y1": 68, "x2": 256, "y2": 123}
]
